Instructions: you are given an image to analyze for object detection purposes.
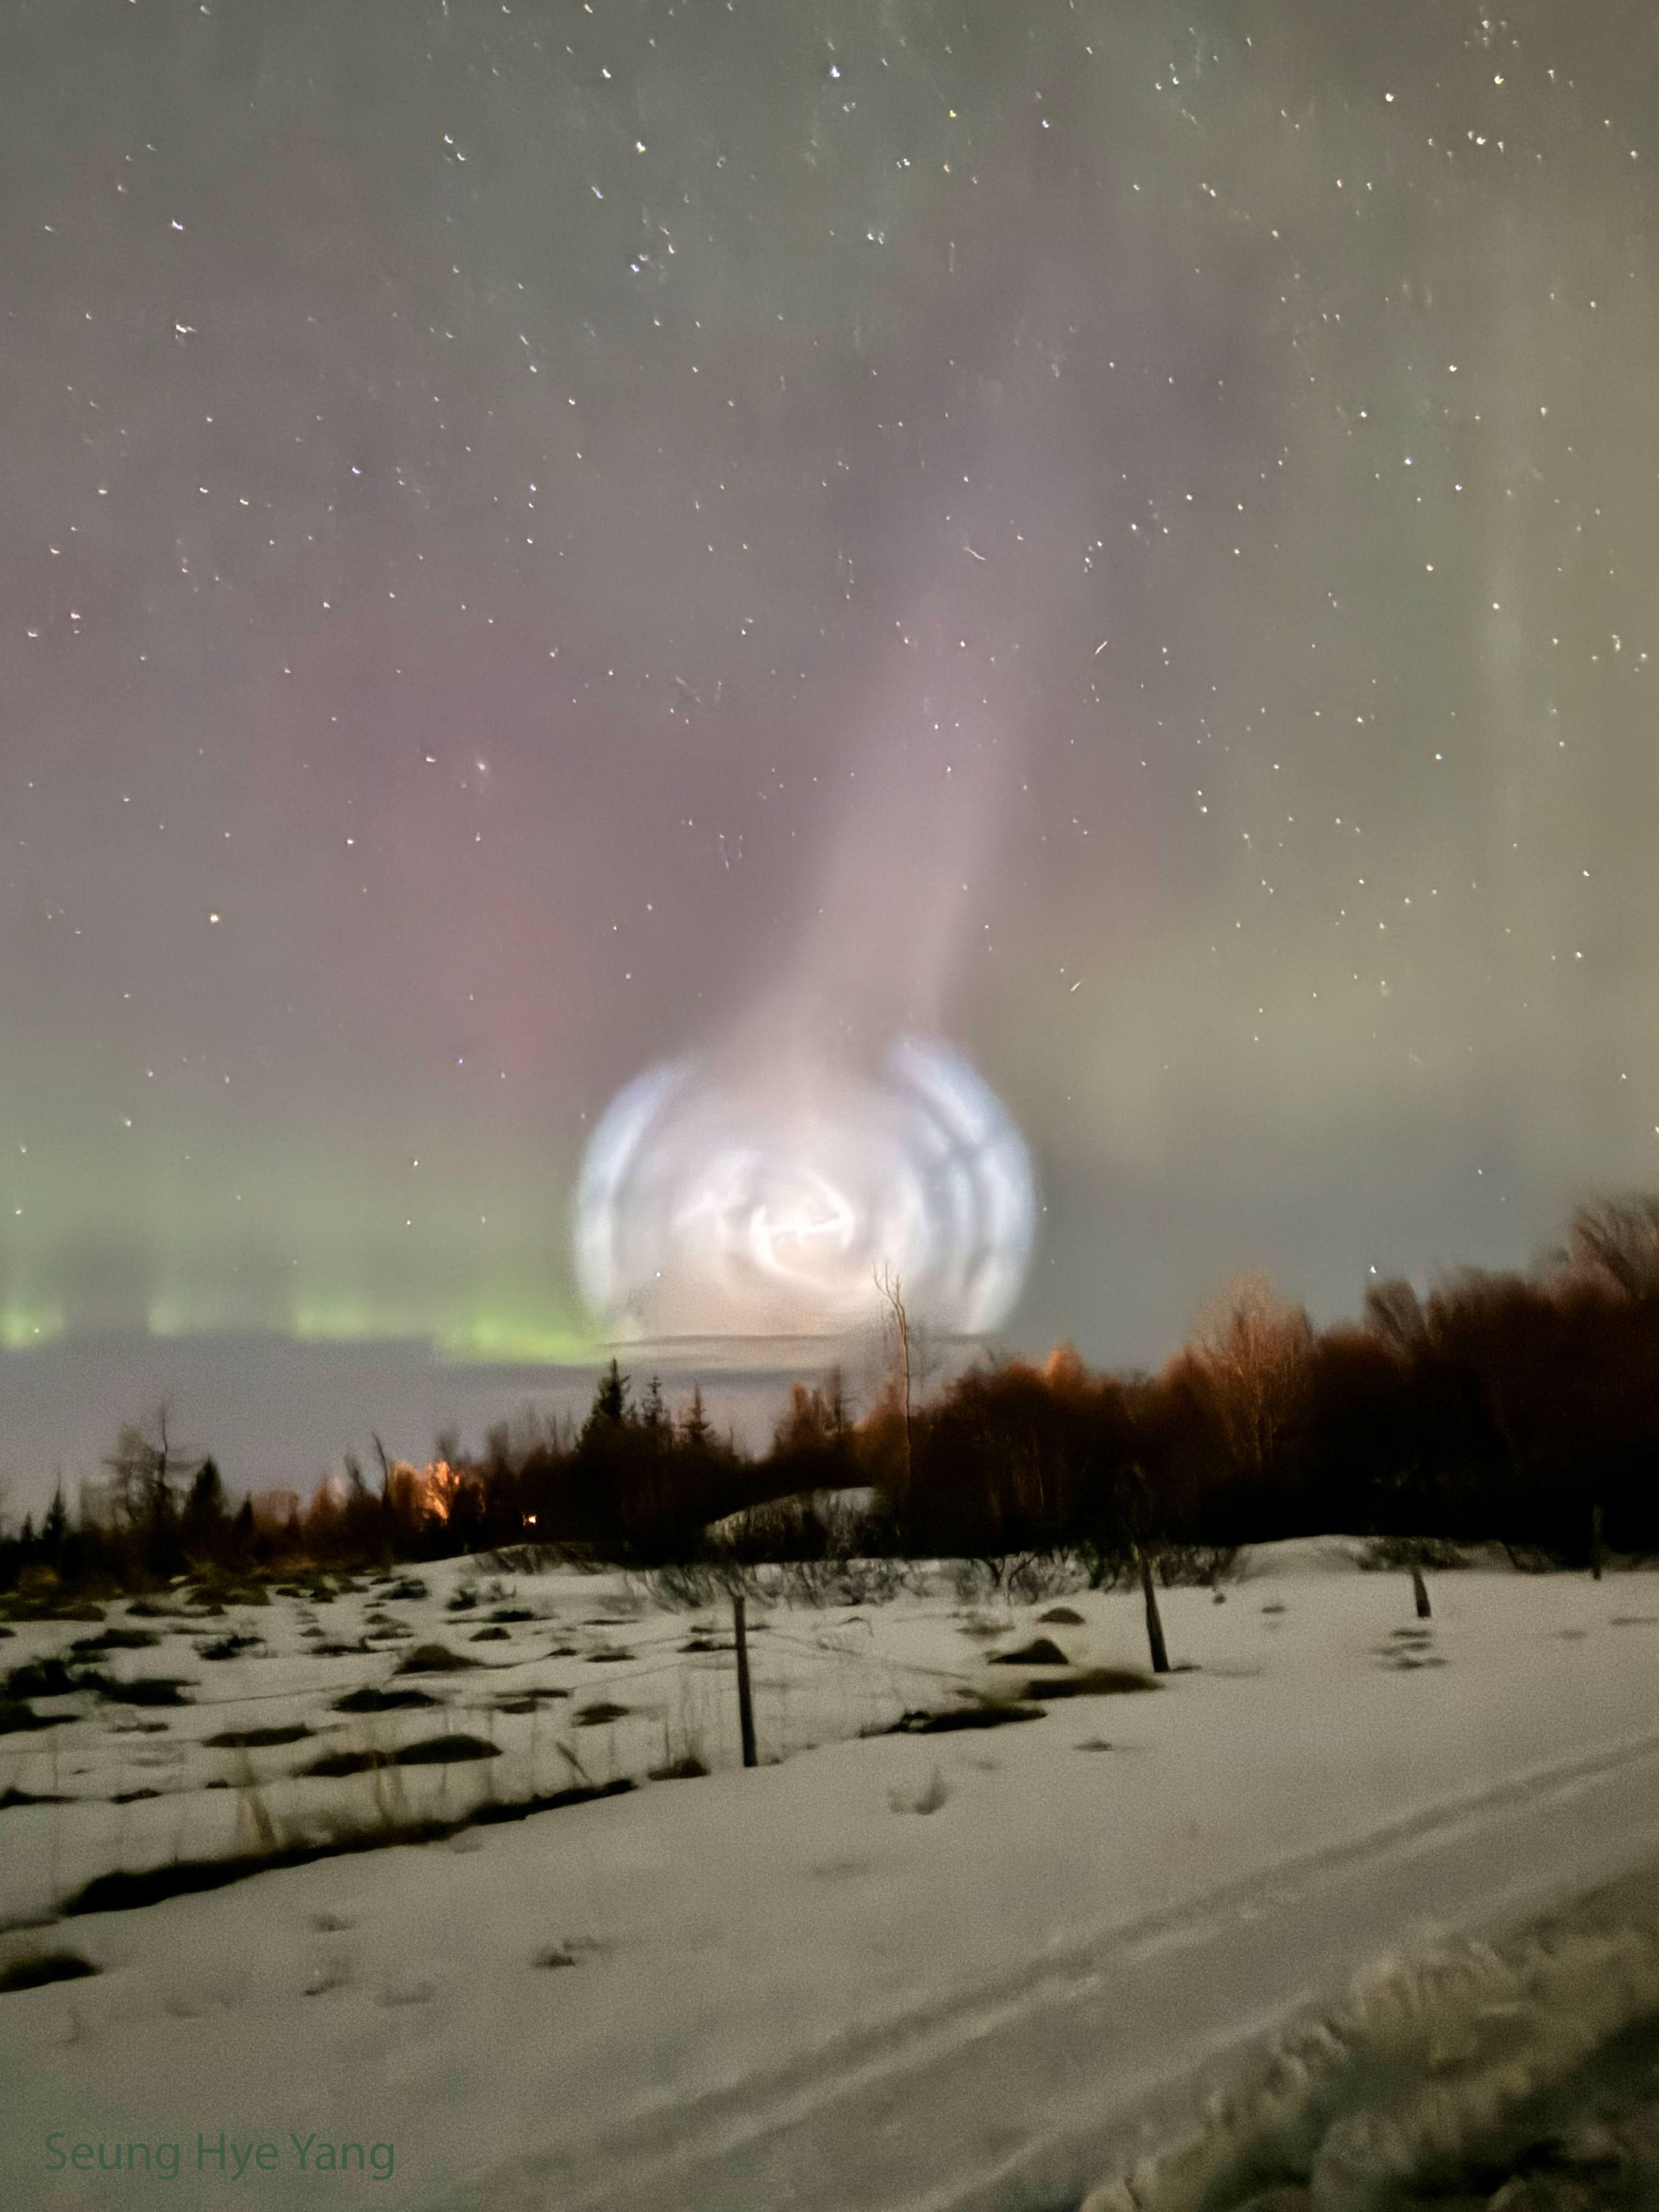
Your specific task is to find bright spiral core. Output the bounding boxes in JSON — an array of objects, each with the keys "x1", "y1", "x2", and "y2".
[{"x1": 574, "y1": 1036, "x2": 1036, "y2": 1339}]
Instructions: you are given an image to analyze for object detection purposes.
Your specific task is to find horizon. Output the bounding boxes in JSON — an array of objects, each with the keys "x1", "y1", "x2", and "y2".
[{"x1": 0, "y1": 1194, "x2": 1600, "y2": 1517}]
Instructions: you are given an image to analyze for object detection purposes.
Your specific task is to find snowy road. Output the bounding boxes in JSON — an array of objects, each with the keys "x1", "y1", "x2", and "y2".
[{"x1": 444, "y1": 1725, "x2": 1659, "y2": 2212}]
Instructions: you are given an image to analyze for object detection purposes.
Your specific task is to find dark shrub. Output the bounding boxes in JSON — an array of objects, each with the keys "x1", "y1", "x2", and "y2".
[
  {"x1": 0, "y1": 1951, "x2": 99, "y2": 1993},
  {"x1": 332, "y1": 1685, "x2": 437, "y2": 1713},
  {"x1": 204, "y1": 1724, "x2": 312, "y2": 1749},
  {"x1": 395, "y1": 1644, "x2": 478, "y2": 1674},
  {"x1": 0, "y1": 1702, "x2": 53, "y2": 1735}
]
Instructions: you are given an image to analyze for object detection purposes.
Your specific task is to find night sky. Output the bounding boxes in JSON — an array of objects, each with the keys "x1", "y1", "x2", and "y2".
[{"x1": 5, "y1": 1, "x2": 1659, "y2": 1499}]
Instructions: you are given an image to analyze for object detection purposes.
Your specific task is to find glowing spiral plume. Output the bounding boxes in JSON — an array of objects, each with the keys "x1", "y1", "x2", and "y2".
[{"x1": 574, "y1": 1036, "x2": 1036, "y2": 1340}]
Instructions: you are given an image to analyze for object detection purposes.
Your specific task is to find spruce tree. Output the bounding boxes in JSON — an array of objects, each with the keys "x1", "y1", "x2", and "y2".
[{"x1": 680, "y1": 1386, "x2": 711, "y2": 1451}]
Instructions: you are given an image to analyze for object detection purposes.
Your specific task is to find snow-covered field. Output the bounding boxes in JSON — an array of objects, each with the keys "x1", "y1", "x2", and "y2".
[{"x1": 9, "y1": 1539, "x2": 1659, "y2": 2210}]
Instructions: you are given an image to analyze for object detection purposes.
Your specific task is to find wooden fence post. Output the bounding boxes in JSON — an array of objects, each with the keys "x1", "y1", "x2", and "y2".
[
  {"x1": 732, "y1": 1593, "x2": 758, "y2": 1769},
  {"x1": 1411, "y1": 1565, "x2": 1431, "y2": 1620},
  {"x1": 1136, "y1": 1546, "x2": 1170, "y2": 1675}
]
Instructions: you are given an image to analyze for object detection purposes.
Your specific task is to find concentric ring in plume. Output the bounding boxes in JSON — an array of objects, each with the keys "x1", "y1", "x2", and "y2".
[{"x1": 574, "y1": 1037, "x2": 1036, "y2": 1339}]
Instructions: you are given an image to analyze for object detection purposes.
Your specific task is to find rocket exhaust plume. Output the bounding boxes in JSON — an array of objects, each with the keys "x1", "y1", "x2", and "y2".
[
  {"x1": 575, "y1": 669, "x2": 1037, "y2": 1344},
  {"x1": 574, "y1": 235, "x2": 1078, "y2": 1348}
]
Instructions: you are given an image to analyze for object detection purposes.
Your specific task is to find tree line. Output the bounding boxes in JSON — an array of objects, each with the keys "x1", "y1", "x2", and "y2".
[{"x1": 5, "y1": 1195, "x2": 1659, "y2": 1596}]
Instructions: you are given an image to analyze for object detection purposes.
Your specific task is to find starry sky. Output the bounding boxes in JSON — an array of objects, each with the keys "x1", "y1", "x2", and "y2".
[{"x1": 5, "y1": 0, "x2": 1659, "y2": 1499}]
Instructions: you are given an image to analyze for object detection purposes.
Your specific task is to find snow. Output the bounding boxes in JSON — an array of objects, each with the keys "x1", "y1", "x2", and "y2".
[{"x1": 8, "y1": 1542, "x2": 1659, "y2": 2209}]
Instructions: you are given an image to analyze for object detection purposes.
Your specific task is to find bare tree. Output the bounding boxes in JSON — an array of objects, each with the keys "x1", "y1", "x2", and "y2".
[
  {"x1": 1193, "y1": 1272, "x2": 1313, "y2": 1483},
  {"x1": 1556, "y1": 1195, "x2": 1659, "y2": 1302},
  {"x1": 1363, "y1": 1276, "x2": 1429, "y2": 1357},
  {"x1": 874, "y1": 1262, "x2": 912, "y2": 1491},
  {"x1": 104, "y1": 1403, "x2": 198, "y2": 1540}
]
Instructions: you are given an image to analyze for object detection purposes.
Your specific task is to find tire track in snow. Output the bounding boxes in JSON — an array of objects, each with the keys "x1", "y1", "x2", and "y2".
[{"x1": 435, "y1": 1721, "x2": 1659, "y2": 2212}]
